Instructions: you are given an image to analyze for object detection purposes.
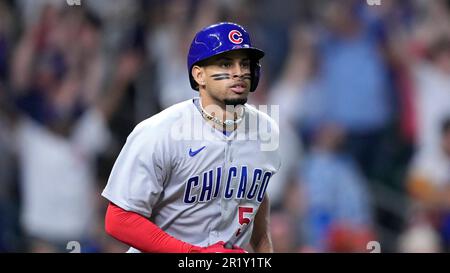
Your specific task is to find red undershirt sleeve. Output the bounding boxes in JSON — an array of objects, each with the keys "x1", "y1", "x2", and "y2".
[{"x1": 105, "y1": 202, "x2": 200, "y2": 253}]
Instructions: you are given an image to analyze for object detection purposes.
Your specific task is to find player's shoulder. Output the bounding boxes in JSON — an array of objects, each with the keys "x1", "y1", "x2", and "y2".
[
  {"x1": 244, "y1": 103, "x2": 279, "y2": 134},
  {"x1": 130, "y1": 99, "x2": 193, "y2": 138}
]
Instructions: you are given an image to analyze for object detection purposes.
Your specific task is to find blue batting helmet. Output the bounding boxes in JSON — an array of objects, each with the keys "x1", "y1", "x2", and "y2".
[{"x1": 187, "y1": 22, "x2": 265, "y2": 92}]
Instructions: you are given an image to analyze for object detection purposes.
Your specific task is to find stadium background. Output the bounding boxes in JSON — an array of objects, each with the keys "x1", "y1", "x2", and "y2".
[{"x1": 0, "y1": 0, "x2": 450, "y2": 253}]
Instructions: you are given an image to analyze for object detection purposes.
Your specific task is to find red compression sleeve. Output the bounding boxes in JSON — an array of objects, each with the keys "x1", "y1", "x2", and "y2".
[{"x1": 105, "y1": 202, "x2": 199, "y2": 253}]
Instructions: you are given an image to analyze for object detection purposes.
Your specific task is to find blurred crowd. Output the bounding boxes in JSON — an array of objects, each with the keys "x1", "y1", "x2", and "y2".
[{"x1": 0, "y1": 0, "x2": 450, "y2": 253}]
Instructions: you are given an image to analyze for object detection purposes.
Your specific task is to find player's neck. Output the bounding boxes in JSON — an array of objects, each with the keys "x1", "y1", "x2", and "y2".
[
  {"x1": 198, "y1": 96, "x2": 244, "y2": 131},
  {"x1": 200, "y1": 96, "x2": 229, "y2": 120}
]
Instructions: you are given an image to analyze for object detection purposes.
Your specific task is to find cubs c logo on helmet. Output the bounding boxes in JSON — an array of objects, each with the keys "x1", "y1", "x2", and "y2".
[
  {"x1": 228, "y1": 30, "x2": 243, "y2": 44},
  {"x1": 188, "y1": 22, "x2": 264, "y2": 92}
]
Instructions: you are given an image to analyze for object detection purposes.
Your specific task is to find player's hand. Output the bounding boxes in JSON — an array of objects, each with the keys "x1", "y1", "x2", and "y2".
[{"x1": 191, "y1": 241, "x2": 246, "y2": 253}]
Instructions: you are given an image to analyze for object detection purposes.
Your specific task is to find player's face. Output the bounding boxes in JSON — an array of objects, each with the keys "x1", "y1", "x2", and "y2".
[{"x1": 200, "y1": 50, "x2": 252, "y2": 107}]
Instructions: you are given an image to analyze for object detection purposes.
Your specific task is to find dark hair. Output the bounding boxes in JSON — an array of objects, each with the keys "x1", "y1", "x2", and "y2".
[
  {"x1": 428, "y1": 36, "x2": 450, "y2": 61},
  {"x1": 442, "y1": 117, "x2": 450, "y2": 135},
  {"x1": 84, "y1": 9, "x2": 103, "y2": 30}
]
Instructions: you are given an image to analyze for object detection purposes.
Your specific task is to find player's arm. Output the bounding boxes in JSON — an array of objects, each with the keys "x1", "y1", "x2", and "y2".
[
  {"x1": 250, "y1": 193, "x2": 273, "y2": 253},
  {"x1": 105, "y1": 202, "x2": 246, "y2": 253},
  {"x1": 105, "y1": 202, "x2": 196, "y2": 253}
]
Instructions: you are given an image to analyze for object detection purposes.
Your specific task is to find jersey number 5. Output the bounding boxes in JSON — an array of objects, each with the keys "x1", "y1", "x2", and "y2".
[{"x1": 236, "y1": 206, "x2": 253, "y2": 236}]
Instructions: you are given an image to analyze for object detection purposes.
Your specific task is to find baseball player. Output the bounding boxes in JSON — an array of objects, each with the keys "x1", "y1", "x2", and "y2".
[{"x1": 102, "y1": 22, "x2": 281, "y2": 253}]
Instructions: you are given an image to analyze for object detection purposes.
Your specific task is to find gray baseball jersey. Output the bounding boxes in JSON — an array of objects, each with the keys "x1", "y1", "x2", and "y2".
[{"x1": 102, "y1": 98, "x2": 281, "y2": 253}]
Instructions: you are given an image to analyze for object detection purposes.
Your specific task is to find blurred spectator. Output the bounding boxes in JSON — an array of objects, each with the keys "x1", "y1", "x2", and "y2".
[
  {"x1": 397, "y1": 205, "x2": 442, "y2": 253},
  {"x1": 407, "y1": 117, "x2": 450, "y2": 251},
  {"x1": 0, "y1": 0, "x2": 14, "y2": 82},
  {"x1": 298, "y1": 123, "x2": 375, "y2": 252},
  {"x1": 280, "y1": 24, "x2": 325, "y2": 145},
  {"x1": 0, "y1": 84, "x2": 21, "y2": 252},
  {"x1": 265, "y1": 25, "x2": 307, "y2": 209},
  {"x1": 0, "y1": 0, "x2": 22, "y2": 252},
  {"x1": 314, "y1": 0, "x2": 393, "y2": 179},
  {"x1": 413, "y1": 36, "x2": 450, "y2": 154},
  {"x1": 411, "y1": 0, "x2": 450, "y2": 55},
  {"x1": 16, "y1": 0, "x2": 66, "y2": 28},
  {"x1": 8, "y1": 6, "x2": 142, "y2": 252},
  {"x1": 146, "y1": 0, "x2": 197, "y2": 109},
  {"x1": 251, "y1": 0, "x2": 305, "y2": 83},
  {"x1": 269, "y1": 211, "x2": 298, "y2": 253}
]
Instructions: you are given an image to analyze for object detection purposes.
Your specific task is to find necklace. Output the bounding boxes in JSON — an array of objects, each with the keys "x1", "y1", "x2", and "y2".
[{"x1": 199, "y1": 99, "x2": 245, "y2": 128}]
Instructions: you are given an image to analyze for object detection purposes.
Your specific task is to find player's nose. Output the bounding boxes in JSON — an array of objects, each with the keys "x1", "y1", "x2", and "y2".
[{"x1": 231, "y1": 62, "x2": 244, "y2": 77}]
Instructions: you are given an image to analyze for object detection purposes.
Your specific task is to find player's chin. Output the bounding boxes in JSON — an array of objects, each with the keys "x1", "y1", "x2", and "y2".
[
  {"x1": 223, "y1": 95, "x2": 248, "y2": 107},
  {"x1": 223, "y1": 86, "x2": 250, "y2": 106}
]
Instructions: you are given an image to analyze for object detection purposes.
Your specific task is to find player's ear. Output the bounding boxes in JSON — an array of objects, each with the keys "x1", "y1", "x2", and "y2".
[{"x1": 192, "y1": 65, "x2": 205, "y2": 87}]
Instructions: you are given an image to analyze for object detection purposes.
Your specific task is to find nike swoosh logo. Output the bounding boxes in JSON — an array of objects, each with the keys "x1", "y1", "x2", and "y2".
[{"x1": 189, "y1": 146, "x2": 206, "y2": 157}]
